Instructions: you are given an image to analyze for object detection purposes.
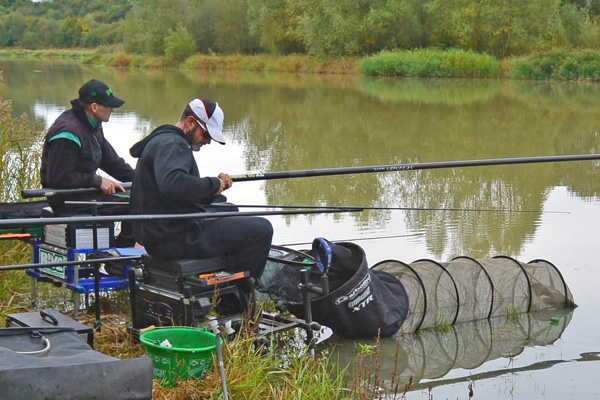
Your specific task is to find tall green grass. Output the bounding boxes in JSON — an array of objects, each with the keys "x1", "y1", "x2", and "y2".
[
  {"x1": 0, "y1": 71, "x2": 45, "y2": 320},
  {"x1": 129, "y1": 312, "x2": 352, "y2": 400},
  {"x1": 510, "y1": 50, "x2": 600, "y2": 81},
  {"x1": 359, "y1": 48, "x2": 503, "y2": 78},
  {"x1": 0, "y1": 80, "x2": 44, "y2": 202}
]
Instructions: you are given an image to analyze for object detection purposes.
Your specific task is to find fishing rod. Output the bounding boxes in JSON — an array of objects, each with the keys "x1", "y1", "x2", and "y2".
[
  {"x1": 23, "y1": 154, "x2": 598, "y2": 197},
  {"x1": 0, "y1": 255, "x2": 141, "y2": 273},
  {"x1": 231, "y1": 154, "x2": 600, "y2": 182},
  {"x1": 209, "y1": 203, "x2": 569, "y2": 214},
  {"x1": 277, "y1": 233, "x2": 422, "y2": 248},
  {"x1": 0, "y1": 208, "x2": 362, "y2": 228},
  {"x1": 21, "y1": 182, "x2": 132, "y2": 199}
]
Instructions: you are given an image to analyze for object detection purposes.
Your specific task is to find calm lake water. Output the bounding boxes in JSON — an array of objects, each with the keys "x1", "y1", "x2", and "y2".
[{"x1": 2, "y1": 59, "x2": 600, "y2": 399}]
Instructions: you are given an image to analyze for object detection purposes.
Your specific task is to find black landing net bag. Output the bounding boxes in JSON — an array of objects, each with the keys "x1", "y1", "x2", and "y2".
[{"x1": 260, "y1": 239, "x2": 409, "y2": 338}]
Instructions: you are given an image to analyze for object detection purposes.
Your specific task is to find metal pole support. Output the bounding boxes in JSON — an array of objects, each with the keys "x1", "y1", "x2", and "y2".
[
  {"x1": 299, "y1": 269, "x2": 324, "y2": 355},
  {"x1": 92, "y1": 201, "x2": 101, "y2": 332}
]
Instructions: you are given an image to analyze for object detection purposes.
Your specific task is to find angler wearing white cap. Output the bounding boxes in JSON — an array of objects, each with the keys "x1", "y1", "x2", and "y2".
[{"x1": 129, "y1": 98, "x2": 273, "y2": 279}]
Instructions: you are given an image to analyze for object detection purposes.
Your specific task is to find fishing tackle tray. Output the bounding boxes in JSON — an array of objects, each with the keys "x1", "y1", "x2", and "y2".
[
  {"x1": 131, "y1": 255, "x2": 250, "y2": 329},
  {"x1": 141, "y1": 254, "x2": 249, "y2": 292},
  {"x1": 5, "y1": 309, "x2": 94, "y2": 347}
]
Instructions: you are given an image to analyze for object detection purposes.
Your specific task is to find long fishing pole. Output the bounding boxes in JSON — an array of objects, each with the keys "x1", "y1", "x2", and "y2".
[
  {"x1": 231, "y1": 154, "x2": 600, "y2": 182},
  {"x1": 23, "y1": 154, "x2": 599, "y2": 197},
  {"x1": 209, "y1": 203, "x2": 569, "y2": 214},
  {"x1": 277, "y1": 233, "x2": 422, "y2": 248},
  {"x1": 0, "y1": 256, "x2": 141, "y2": 272},
  {"x1": 21, "y1": 182, "x2": 132, "y2": 199},
  {"x1": 0, "y1": 208, "x2": 362, "y2": 228}
]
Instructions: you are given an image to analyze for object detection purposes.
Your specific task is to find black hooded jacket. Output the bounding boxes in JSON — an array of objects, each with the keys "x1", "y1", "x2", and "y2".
[
  {"x1": 129, "y1": 124, "x2": 221, "y2": 251},
  {"x1": 41, "y1": 99, "x2": 134, "y2": 189}
]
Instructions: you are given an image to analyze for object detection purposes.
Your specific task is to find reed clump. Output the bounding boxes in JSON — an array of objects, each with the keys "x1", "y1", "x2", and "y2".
[
  {"x1": 510, "y1": 49, "x2": 600, "y2": 81},
  {"x1": 359, "y1": 48, "x2": 503, "y2": 78},
  {"x1": 0, "y1": 78, "x2": 44, "y2": 201}
]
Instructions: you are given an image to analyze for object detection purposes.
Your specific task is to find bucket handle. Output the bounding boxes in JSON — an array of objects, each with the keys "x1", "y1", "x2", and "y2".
[
  {"x1": 139, "y1": 325, "x2": 161, "y2": 345},
  {"x1": 139, "y1": 325, "x2": 156, "y2": 334}
]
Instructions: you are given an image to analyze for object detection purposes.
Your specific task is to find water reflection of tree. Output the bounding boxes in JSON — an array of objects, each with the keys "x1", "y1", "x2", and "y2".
[{"x1": 228, "y1": 79, "x2": 600, "y2": 257}]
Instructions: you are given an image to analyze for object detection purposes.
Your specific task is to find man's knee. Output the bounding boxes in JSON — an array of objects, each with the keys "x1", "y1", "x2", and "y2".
[{"x1": 253, "y1": 217, "x2": 273, "y2": 242}]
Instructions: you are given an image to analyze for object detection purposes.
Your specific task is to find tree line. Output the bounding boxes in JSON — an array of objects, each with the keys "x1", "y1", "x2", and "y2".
[{"x1": 1, "y1": 0, "x2": 600, "y2": 58}]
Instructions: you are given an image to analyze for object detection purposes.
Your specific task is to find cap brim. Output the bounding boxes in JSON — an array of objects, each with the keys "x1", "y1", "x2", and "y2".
[
  {"x1": 207, "y1": 127, "x2": 226, "y2": 145},
  {"x1": 103, "y1": 96, "x2": 125, "y2": 108}
]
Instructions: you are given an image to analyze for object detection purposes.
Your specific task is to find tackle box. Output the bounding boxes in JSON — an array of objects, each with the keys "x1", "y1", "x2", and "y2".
[{"x1": 5, "y1": 309, "x2": 94, "y2": 347}]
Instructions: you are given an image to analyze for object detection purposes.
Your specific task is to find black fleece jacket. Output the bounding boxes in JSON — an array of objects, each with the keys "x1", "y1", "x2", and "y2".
[
  {"x1": 129, "y1": 124, "x2": 221, "y2": 249},
  {"x1": 40, "y1": 99, "x2": 134, "y2": 189}
]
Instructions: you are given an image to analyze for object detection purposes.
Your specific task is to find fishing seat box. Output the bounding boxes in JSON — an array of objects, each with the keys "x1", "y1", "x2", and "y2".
[
  {"x1": 131, "y1": 255, "x2": 250, "y2": 329},
  {"x1": 5, "y1": 309, "x2": 94, "y2": 347}
]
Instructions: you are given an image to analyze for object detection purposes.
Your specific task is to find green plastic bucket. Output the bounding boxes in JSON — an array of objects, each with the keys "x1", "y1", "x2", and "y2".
[{"x1": 140, "y1": 327, "x2": 220, "y2": 387}]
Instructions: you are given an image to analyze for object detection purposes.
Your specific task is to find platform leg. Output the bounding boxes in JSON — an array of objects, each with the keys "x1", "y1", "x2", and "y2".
[
  {"x1": 92, "y1": 201, "x2": 101, "y2": 332},
  {"x1": 29, "y1": 239, "x2": 37, "y2": 309},
  {"x1": 248, "y1": 278, "x2": 257, "y2": 321},
  {"x1": 30, "y1": 276, "x2": 37, "y2": 309},
  {"x1": 73, "y1": 256, "x2": 80, "y2": 318},
  {"x1": 73, "y1": 291, "x2": 80, "y2": 319},
  {"x1": 300, "y1": 269, "x2": 315, "y2": 355}
]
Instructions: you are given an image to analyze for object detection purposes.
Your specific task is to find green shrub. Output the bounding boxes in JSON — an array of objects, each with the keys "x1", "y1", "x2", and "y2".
[
  {"x1": 510, "y1": 50, "x2": 600, "y2": 81},
  {"x1": 164, "y1": 25, "x2": 196, "y2": 62}
]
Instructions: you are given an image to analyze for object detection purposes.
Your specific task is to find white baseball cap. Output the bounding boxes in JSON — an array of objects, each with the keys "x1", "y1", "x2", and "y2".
[{"x1": 189, "y1": 98, "x2": 225, "y2": 145}]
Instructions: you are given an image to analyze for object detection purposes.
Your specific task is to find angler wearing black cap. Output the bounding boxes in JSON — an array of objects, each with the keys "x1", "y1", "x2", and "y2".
[
  {"x1": 129, "y1": 98, "x2": 273, "y2": 279},
  {"x1": 40, "y1": 79, "x2": 135, "y2": 245},
  {"x1": 41, "y1": 79, "x2": 133, "y2": 191}
]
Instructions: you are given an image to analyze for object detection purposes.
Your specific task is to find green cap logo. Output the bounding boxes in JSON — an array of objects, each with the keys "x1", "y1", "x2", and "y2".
[{"x1": 106, "y1": 88, "x2": 113, "y2": 96}]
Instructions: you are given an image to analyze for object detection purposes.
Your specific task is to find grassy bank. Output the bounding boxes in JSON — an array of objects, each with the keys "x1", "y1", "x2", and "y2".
[
  {"x1": 86, "y1": 313, "x2": 354, "y2": 400},
  {"x1": 3, "y1": 47, "x2": 600, "y2": 81},
  {"x1": 0, "y1": 48, "x2": 359, "y2": 74}
]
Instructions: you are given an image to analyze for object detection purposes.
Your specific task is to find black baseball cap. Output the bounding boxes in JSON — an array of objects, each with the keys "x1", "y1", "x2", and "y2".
[{"x1": 78, "y1": 79, "x2": 125, "y2": 108}]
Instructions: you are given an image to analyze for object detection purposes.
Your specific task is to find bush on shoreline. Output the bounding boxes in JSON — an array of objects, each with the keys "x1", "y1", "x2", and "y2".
[
  {"x1": 358, "y1": 48, "x2": 503, "y2": 78},
  {"x1": 510, "y1": 50, "x2": 600, "y2": 81}
]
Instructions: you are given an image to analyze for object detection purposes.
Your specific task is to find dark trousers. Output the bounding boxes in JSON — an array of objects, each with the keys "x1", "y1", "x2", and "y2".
[{"x1": 188, "y1": 216, "x2": 273, "y2": 280}]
